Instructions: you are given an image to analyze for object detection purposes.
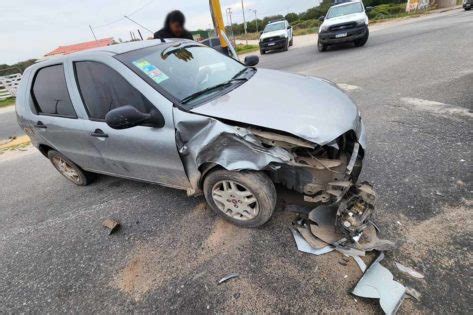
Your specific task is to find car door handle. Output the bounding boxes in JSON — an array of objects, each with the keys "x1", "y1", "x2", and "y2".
[
  {"x1": 34, "y1": 121, "x2": 47, "y2": 129},
  {"x1": 90, "y1": 129, "x2": 108, "y2": 138}
]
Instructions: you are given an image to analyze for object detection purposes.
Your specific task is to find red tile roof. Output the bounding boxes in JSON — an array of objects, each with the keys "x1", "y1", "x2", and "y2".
[{"x1": 44, "y1": 38, "x2": 114, "y2": 57}]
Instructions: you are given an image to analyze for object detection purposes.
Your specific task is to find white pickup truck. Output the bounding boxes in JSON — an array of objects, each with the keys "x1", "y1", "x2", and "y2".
[
  {"x1": 259, "y1": 20, "x2": 293, "y2": 54},
  {"x1": 318, "y1": 1, "x2": 371, "y2": 52}
]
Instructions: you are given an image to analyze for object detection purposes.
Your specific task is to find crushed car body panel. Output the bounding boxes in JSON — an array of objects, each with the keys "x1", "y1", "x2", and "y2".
[{"x1": 190, "y1": 68, "x2": 366, "y2": 148}]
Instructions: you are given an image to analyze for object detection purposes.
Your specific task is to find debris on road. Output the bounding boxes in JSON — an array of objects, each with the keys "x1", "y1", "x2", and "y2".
[
  {"x1": 405, "y1": 287, "x2": 422, "y2": 301},
  {"x1": 352, "y1": 255, "x2": 367, "y2": 272},
  {"x1": 352, "y1": 252, "x2": 406, "y2": 315},
  {"x1": 102, "y1": 218, "x2": 121, "y2": 234},
  {"x1": 217, "y1": 273, "x2": 239, "y2": 285},
  {"x1": 394, "y1": 262, "x2": 424, "y2": 279},
  {"x1": 290, "y1": 227, "x2": 334, "y2": 256}
]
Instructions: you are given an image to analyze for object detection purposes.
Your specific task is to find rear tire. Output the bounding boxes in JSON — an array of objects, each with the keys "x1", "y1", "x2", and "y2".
[
  {"x1": 48, "y1": 150, "x2": 95, "y2": 186},
  {"x1": 203, "y1": 170, "x2": 276, "y2": 228}
]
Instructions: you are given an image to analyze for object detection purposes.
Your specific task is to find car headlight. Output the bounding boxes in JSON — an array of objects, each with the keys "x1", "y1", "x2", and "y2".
[
  {"x1": 319, "y1": 25, "x2": 328, "y2": 33},
  {"x1": 356, "y1": 18, "x2": 367, "y2": 26}
]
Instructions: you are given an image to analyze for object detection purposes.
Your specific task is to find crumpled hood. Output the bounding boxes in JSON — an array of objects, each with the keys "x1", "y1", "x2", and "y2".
[
  {"x1": 260, "y1": 30, "x2": 287, "y2": 40},
  {"x1": 191, "y1": 69, "x2": 361, "y2": 146}
]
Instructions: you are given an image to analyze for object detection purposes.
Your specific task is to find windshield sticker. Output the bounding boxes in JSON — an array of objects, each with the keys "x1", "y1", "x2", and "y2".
[{"x1": 133, "y1": 59, "x2": 169, "y2": 84}]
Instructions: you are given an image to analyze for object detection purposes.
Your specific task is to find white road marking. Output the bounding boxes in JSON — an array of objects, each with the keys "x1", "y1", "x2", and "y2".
[
  {"x1": 401, "y1": 97, "x2": 473, "y2": 119},
  {"x1": 337, "y1": 83, "x2": 361, "y2": 92}
]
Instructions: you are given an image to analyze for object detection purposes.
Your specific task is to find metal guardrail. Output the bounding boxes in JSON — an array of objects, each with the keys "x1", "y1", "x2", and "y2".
[{"x1": 0, "y1": 73, "x2": 22, "y2": 100}]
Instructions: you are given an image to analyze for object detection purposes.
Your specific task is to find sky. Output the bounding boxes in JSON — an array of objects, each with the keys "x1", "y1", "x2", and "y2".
[{"x1": 0, "y1": 0, "x2": 317, "y2": 65}]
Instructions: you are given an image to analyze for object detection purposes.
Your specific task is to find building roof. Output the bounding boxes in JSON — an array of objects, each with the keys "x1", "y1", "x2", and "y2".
[{"x1": 44, "y1": 38, "x2": 114, "y2": 57}]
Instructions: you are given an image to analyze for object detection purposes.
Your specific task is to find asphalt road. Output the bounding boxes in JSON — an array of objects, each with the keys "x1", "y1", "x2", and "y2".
[
  {"x1": 0, "y1": 107, "x2": 23, "y2": 140},
  {"x1": 1, "y1": 9, "x2": 472, "y2": 313}
]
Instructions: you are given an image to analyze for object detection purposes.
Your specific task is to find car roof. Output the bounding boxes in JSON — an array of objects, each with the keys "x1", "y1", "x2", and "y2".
[{"x1": 267, "y1": 20, "x2": 287, "y2": 25}]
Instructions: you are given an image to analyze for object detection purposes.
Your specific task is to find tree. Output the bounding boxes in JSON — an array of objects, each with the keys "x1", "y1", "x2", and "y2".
[{"x1": 285, "y1": 13, "x2": 299, "y2": 23}]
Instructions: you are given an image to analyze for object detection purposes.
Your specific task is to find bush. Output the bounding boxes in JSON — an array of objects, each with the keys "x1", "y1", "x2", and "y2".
[
  {"x1": 293, "y1": 19, "x2": 321, "y2": 30},
  {"x1": 368, "y1": 3, "x2": 407, "y2": 19}
]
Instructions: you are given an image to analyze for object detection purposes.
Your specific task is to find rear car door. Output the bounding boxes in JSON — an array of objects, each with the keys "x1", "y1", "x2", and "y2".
[
  {"x1": 28, "y1": 63, "x2": 90, "y2": 164},
  {"x1": 66, "y1": 54, "x2": 191, "y2": 190}
]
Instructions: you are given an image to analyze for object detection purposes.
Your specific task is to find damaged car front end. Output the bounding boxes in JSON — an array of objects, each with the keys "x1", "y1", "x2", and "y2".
[{"x1": 169, "y1": 63, "x2": 371, "y2": 231}]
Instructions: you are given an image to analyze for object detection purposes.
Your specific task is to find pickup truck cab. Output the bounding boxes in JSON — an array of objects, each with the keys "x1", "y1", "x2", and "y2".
[
  {"x1": 259, "y1": 20, "x2": 293, "y2": 54},
  {"x1": 318, "y1": 1, "x2": 370, "y2": 52}
]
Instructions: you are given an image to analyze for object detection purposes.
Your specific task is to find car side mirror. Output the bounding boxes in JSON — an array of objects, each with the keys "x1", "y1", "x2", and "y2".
[
  {"x1": 105, "y1": 105, "x2": 165, "y2": 130},
  {"x1": 319, "y1": 16, "x2": 325, "y2": 21},
  {"x1": 287, "y1": 25, "x2": 291, "y2": 30},
  {"x1": 260, "y1": 31, "x2": 263, "y2": 36},
  {"x1": 365, "y1": 6, "x2": 373, "y2": 12},
  {"x1": 244, "y1": 55, "x2": 259, "y2": 66}
]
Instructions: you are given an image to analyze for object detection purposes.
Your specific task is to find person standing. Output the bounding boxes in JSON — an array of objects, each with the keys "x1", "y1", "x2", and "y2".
[{"x1": 154, "y1": 10, "x2": 193, "y2": 40}]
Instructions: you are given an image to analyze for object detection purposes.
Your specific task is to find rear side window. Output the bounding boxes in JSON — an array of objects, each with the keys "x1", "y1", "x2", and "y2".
[
  {"x1": 74, "y1": 61, "x2": 154, "y2": 120},
  {"x1": 31, "y1": 65, "x2": 77, "y2": 118}
]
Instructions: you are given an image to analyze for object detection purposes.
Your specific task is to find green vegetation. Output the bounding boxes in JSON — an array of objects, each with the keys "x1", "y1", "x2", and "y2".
[
  {"x1": 0, "y1": 59, "x2": 36, "y2": 76},
  {"x1": 0, "y1": 97, "x2": 15, "y2": 108},
  {"x1": 236, "y1": 44, "x2": 259, "y2": 55}
]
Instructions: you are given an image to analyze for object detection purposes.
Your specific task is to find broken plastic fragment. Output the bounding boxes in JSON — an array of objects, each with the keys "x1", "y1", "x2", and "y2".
[
  {"x1": 357, "y1": 225, "x2": 396, "y2": 252},
  {"x1": 102, "y1": 218, "x2": 120, "y2": 234},
  {"x1": 296, "y1": 225, "x2": 330, "y2": 249},
  {"x1": 290, "y1": 228, "x2": 334, "y2": 256},
  {"x1": 405, "y1": 287, "x2": 421, "y2": 301},
  {"x1": 352, "y1": 252, "x2": 406, "y2": 315},
  {"x1": 218, "y1": 273, "x2": 239, "y2": 285},
  {"x1": 394, "y1": 262, "x2": 424, "y2": 279},
  {"x1": 352, "y1": 255, "x2": 367, "y2": 272}
]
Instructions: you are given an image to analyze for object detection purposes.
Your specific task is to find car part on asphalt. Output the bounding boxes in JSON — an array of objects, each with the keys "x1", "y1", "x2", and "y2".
[
  {"x1": 394, "y1": 262, "x2": 425, "y2": 279},
  {"x1": 352, "y1": 252, "x2": 406, "y2": 315},
  {"x1": 290, "y1": 227, "x2": 334, "y2": 256},
  {"x1": 217, "y1": 273, "x2": 240, "y2": 285},
  {"x1": 405, "y1": 287, "x2": 422, "y2": 301},
  {"x1": 102, "y1": 218, "x2": 121, "y2": 234}
]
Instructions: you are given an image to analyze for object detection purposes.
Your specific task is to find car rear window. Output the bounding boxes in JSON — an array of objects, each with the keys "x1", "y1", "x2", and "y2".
[{"x1": 31, "y1": 64, "x2": 77, "y2": 118}]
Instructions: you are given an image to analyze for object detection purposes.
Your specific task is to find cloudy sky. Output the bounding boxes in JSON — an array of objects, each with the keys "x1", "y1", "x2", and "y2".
[{"x1": 1, "y1": 0, "x2": 317, "y2": 65}]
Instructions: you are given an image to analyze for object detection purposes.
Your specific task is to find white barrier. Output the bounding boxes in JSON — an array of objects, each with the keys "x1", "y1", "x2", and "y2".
[{"x1": 0, "y1": 73, "x2": 22, "y2": 100}]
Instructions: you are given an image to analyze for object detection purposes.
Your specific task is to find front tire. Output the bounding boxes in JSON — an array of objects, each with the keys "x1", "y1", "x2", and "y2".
[
  {"x1": 317, "y1": 40, "x2": 327, "y2": 52},
  {"x1": 203, "y1": 170, "x2": 276, "y2": 228},
  {"x1": 283, "y1": 39, "x2": 289, "y2": 51},
  {"x1": 260, "y1": 49, "x2": 266, "y2": 55},
  {"x1": 48, "y1": 150, "x2": 94, "y2": 186},
  {"x1": 289, "y1": 38, "x2": 294, "y2": 46},
  {"x1": 355, "y1": 29, "x2": 369, "y2": 47}
]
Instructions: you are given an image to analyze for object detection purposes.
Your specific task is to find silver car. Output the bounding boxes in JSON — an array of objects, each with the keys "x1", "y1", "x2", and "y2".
[{"x1": 16, "y1": 39, "x2": 366, "y2": 228}]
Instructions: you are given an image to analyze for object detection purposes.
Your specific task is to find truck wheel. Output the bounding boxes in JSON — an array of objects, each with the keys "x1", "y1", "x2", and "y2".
[
  {"x1": 48, "y1": 150, "x2": 95, "y2": 186},
  {"x1": 289, "y1": 38, "x2": 294, "y2": 46},
  {"x1": 203, "y1": 170, "x2": 276, "y2": 228},
  {"x1": 283, "y1": 40, "x2": 289, "y2": 51},
  {"x1": 355, "y1": 30, "x2": 369, "y2": 47},
  {"x1": 260, "y1": 49, "x2": 266, "y2": 55},
  {"x1": 317, "y1": 40, "x2": 327, "y2": 52}
]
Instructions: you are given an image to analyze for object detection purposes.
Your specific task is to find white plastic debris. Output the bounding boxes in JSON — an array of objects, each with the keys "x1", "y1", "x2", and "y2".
[
  {"x1": 290, "y1": 228, "x2": 334, "y2": 256},
  {"x1": 394, "y1": 262, "x2": 425, "y2": 279}
]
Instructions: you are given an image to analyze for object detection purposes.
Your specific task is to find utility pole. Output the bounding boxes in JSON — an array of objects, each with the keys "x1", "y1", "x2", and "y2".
[
  {"x1": 226, "y1": 8, "x2": 235, "y2": 44},
  {"x1": 249, "y1": 9, "x2": 258, "y2": 33},
  {"x1": 240, "y1": 0, "x2": 248, "y2": 45},
  {"x1": 89, "y1": 25, "x2": 97, "y2": 41}
]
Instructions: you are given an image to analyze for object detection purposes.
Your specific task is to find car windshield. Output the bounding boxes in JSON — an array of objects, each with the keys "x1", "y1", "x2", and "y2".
[
  {"x1": 326, "y1": 3, "x2": 363, "y2": 19},
  {"x1": 263, "y1": 22, "x2": 286, "y2": 33},
  {"x1": 116, "y1": 42, "x2": 250, "y2": 107}
]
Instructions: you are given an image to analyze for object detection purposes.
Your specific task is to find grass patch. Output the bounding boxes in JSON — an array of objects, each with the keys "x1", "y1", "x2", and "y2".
[
  {"x1": 293, "y1": 27, "x2": 318, "y2": 36},
  {"x1": 236, "y1": 44, "x2": 259, "y2": 55},
  {"x1": 0, "y1": 97, "x2": 15, "y2": 108}
]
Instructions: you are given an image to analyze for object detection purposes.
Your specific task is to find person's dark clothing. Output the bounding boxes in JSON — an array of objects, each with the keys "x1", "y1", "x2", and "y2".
[
  {"x1": 153, "y1": 28, "x2": 193, "y2": 40},
  {"x1": 154, "y1": 10, "x2": 193, "y2": 40}
]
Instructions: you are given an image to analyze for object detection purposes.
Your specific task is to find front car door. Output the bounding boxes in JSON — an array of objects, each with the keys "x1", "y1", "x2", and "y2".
[{"x1": 64, "y1": 53, "x2": 191, "y2": 190}]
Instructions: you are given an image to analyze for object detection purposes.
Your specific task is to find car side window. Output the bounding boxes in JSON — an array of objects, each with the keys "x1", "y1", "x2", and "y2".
[
  {"x1": 74, "y1": 61, "x2": 154, "y2": 121},
  {"x1": 31, "y1": 64, "x2": 77, "y2": 118}
]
